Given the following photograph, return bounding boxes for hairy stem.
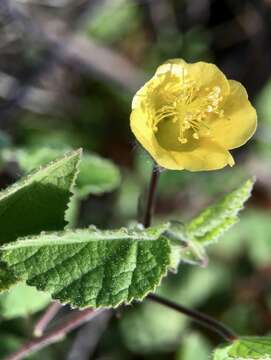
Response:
[148,294,238,342]
[143,164,160,228]
[4,309,105,360]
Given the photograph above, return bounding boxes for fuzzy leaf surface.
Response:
[213,337,271,359]
[0,149,81,292]
[164,180,254,267]
[3,147,121,198]
[0,149,81,245]
[1,224,171,308]
[186,179,254,246]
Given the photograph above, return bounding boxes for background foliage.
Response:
[0,0,270,359]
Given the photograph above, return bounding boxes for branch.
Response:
[148,293,238,342]
[4,308,105,360]
[33,302,62,337]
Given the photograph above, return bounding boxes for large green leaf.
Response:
[1,224,173,308]
[213,337,271,359]
[0,149,81,245]
[0,262,18,293]
[0,149,81,292]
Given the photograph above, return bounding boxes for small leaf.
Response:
[0,149,81,292]
[0,283,50,319]
[1,224,172,308]
[165,222,208,267]
[186,179,254,246]
[213,337,271,359]
[76,153,121,198]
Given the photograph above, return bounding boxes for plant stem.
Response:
[148,293,238,342]
[143,166,238,343]
[34,302,62,337]
[4,309,105,360]
[143,164,160,228]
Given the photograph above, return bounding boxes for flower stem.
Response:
[143,166,238,343]
[148,294,238,342]
[143,164,160,228]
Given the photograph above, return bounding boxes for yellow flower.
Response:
[130,59,257,171]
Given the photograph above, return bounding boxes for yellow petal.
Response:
[211,80,257,150]
[130,106,234,171]
[155,137,234,171]
[155,59,230,97]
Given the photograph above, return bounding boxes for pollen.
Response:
[152,79,224,144]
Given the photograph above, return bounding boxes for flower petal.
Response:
[130,107,234,171]
[155,59,230,97]
[155,137,234,171]
[211,80,257,150]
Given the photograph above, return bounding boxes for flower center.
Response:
[151,78,224,144]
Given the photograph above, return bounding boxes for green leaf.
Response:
[0,283,50,319]
[2,147,65,173]
[76,153,121,198]
[0,149,81,245]
[0,149,81,292]
[1,224,172,308]
[165,222,208,267]
[3,148,121,198]
[186,179,254,246]
[213,337,271,359]
[0,262,18,292]
[164,180,254,267]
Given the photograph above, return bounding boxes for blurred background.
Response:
[0,0,271,359]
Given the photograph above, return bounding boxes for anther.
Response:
[193,133,199,139]
[178,137,188,144]
[207,105,213,112]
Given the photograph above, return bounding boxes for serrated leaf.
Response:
[213,337,271,360]
[3,147,121,198]
[0,149,81,292]
[1,224,172,308]
[186,179,254,246]
[0,282,50,319]
[0,149,81,245]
